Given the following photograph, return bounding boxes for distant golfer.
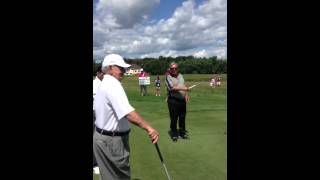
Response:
[93,54,159,180]
[165,62,190,142]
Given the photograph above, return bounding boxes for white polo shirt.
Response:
[93,77,102,96]
[93,76,102,110]
[94,74,135,132]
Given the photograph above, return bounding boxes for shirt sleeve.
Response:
[93,79,98,95]
[165,75,173,90]
[179,74,185,85]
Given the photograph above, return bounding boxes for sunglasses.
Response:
[170,67,178,70]
[113,65,126,72]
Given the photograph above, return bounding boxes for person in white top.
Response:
[210,75,216,88]
[92,65,104,175]
[93,65,104,100]
[93,54,159,180]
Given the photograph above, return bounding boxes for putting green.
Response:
[93,74,227,180]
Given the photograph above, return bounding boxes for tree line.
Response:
[93,56,227,76]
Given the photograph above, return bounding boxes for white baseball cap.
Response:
[102,54,131,68]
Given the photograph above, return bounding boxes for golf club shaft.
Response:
[189,85,196,89]
[189,83,200,89]
[155,143,172,180]
[161,162,172,180]
[155,143,164,162]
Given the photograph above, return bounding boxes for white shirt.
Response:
[93,77,102,110]
[93,77,102,97]
[94,74,135,132]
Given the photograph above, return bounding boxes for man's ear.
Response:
[108,65,112,71]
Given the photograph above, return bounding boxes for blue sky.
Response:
[149,0,206,21]
[93,0,226,60]
[93,0,196,19]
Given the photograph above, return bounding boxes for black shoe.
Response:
[179,134,189,139]
[169,130,178,137]
[178,130,189,139]
[172,136,178,142]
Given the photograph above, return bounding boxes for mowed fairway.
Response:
[93,74,227,180]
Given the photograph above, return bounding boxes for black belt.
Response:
[168,96,185,102]
[95,127,130,136]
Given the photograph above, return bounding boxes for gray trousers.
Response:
[93,131,131,180]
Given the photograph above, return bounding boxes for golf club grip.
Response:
[155,143,164,162]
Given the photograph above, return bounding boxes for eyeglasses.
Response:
[170,67,178,70]
[113,65,126,72]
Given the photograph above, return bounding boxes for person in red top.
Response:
[139,69,148,96]
[216,75,221,87]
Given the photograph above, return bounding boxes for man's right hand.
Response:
[147,127,159,144]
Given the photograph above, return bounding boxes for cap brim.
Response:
[103,62,131,68]
[115,63,131,68]
[120,63,131,68]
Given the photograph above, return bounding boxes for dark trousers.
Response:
[167,97,186,137]
[140,85,147,96]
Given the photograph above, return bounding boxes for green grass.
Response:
[93,74,227,180]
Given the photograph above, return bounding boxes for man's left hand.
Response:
[185,94,190,103]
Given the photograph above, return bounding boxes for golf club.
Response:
[155,143,172,180]
[188,83,200,89]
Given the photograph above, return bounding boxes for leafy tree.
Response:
[93,56,227,75]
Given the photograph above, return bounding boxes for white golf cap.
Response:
[102,54,131,68]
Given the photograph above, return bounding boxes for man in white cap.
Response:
[93,54,159,180]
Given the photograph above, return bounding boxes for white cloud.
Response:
[95,0,159,28]
[93,0,227,59]
[193,50,208,58]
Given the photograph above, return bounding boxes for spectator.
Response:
[138,69,148,96]
[92,64,104,174]
[165,62,190,142]
[155,76,161,96]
